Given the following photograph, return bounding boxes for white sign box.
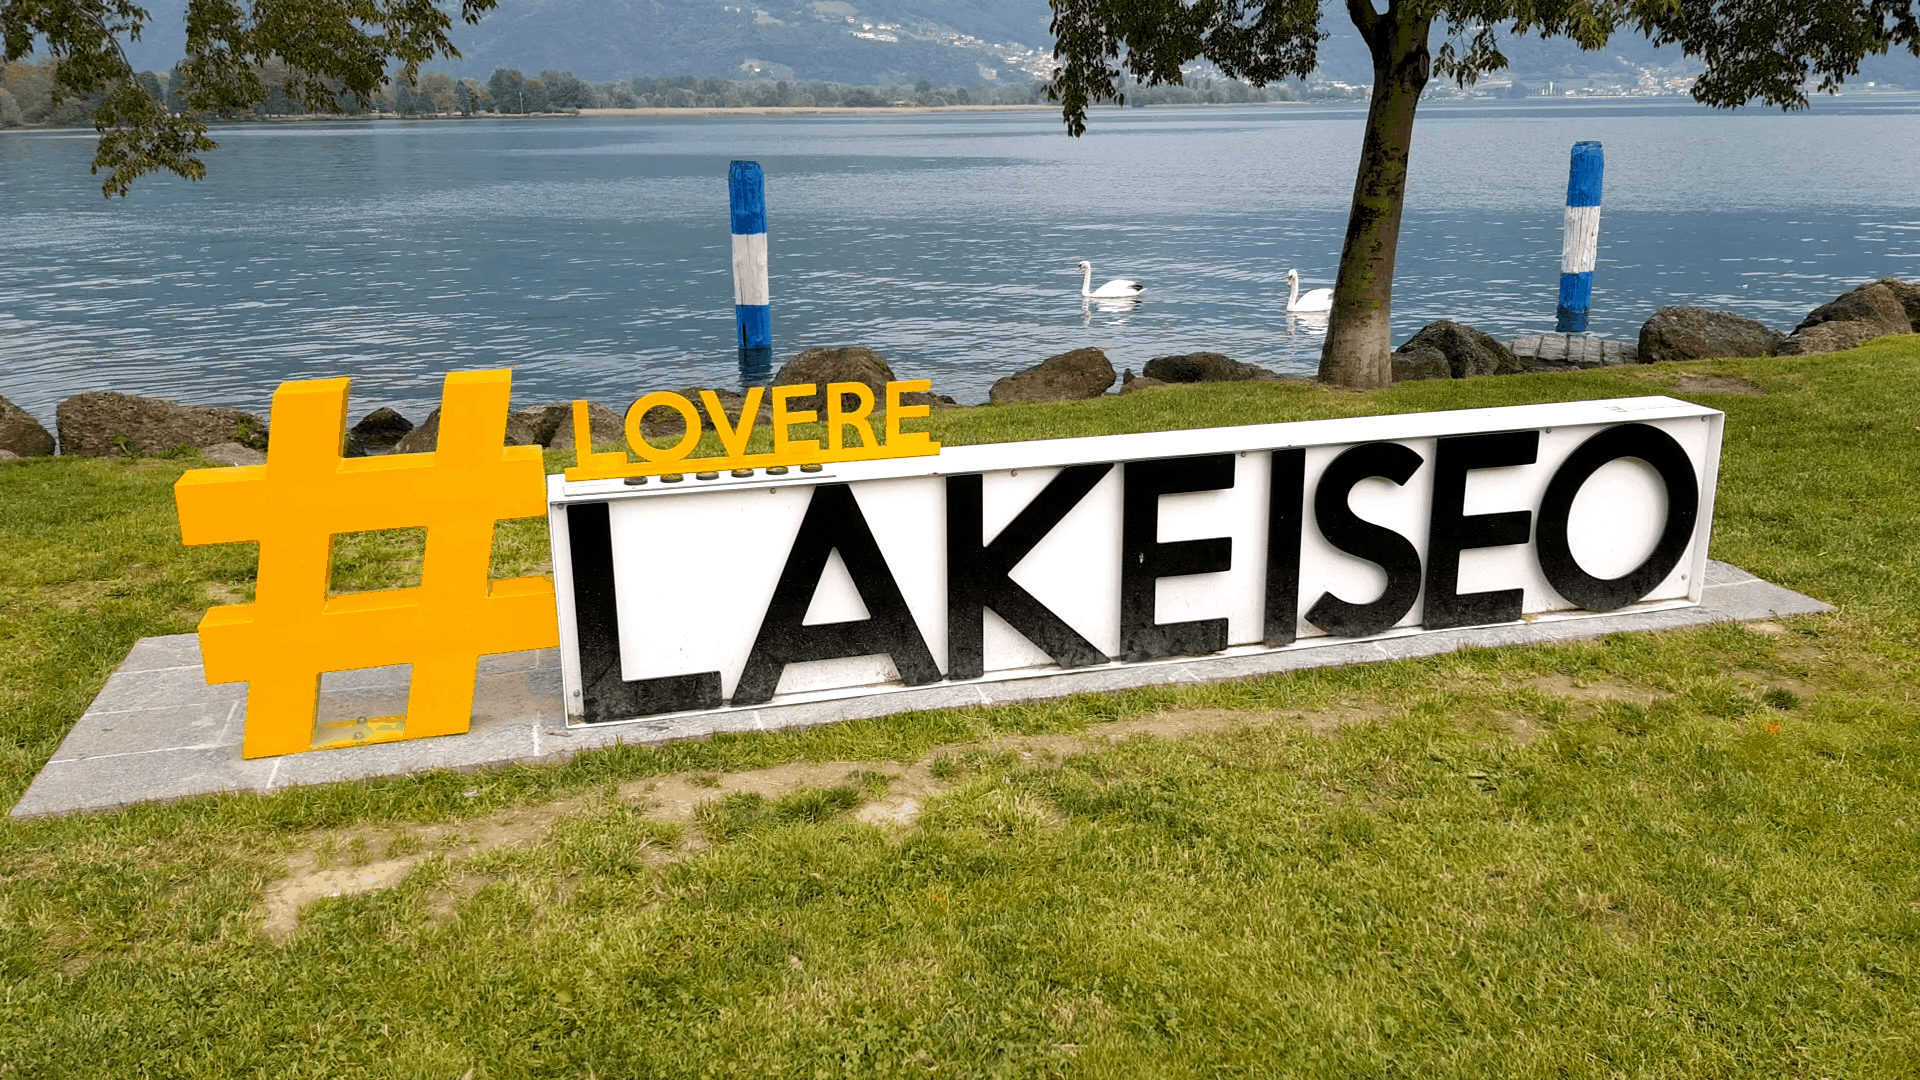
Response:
[547,397,1723,727]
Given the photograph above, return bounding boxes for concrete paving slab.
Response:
[24,744,281,813]
[115,635,207,674]
[11,562,1834,819]
[52,700,242,760]
[87,664,247,716]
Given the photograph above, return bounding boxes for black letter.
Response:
[733,484,941,706]
[1265,448,1305,646]
[1306,442,1424,638]
[947,465,1112,680]
[1536,423,1699,611]
[566,502,722,722]
[1424,431,1539,630]
[1121,455,1235,661]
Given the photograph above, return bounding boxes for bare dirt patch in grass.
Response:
[620,760,911,824]
[263,796,596,939]
[1495,711,1549,746]
[1742,621,1831,667]
[1522,673,1664,706]
[256,683,1652,936]
[1726,668,1820,703]
[205,581,247,605]
[1084,702,1393,741]
[1674,374,1766,395]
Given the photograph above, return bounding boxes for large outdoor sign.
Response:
[548,396,1723,727]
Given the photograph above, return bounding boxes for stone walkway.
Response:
[12,561,1831,819]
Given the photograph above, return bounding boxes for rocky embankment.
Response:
[3,280,1914,463]
[1386,277,1920,384]
[0,345,958,462]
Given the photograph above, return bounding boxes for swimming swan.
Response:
[1077,260,1144,299]
[1286,269,1333,312]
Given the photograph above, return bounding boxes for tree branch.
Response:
[4,0,497,195]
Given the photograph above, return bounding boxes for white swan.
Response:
[1077,260,1144,299]
[1286,268,1332,312]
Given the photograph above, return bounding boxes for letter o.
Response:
[624,392,702,463]
[1535,423,1699,612]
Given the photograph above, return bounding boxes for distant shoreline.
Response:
[0,103,1095,134]
[577,104,1057,117]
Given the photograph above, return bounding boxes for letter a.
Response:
[733,484,941,706]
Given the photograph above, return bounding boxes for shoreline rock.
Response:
[12,277,1918,462]
[1392,321,1521,381]
[0,394,55,458]
[344,407,414,457]
[1777,279,1918,355]
[201,441,268,467]
[989,347,1114,404]
[54,392,269,458]
[768,345,956,417]
[390,407,538,454]
[1638,307,1781,363]
[1141,352,1276,383]
[547,401,625,450]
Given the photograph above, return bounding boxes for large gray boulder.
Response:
[634,387,746,442]
[510,403,573,447]
[1867,277,1920,330]
[1774,320,1892,357]
[772,346,896,417]
[1390,321,1518,382]
[55,392,269,458]
[389,407,537,454]
[0,395,54,458]
[989,347,1115,404]
[546,401,626,451]
[1777,279,1918,355]
[1119,374,1170,394]
[343,407,414,457]
[1141,352,1274,383]
[200,441,268,467]
[1794,280,1915,336]
[1637,308,1782,364]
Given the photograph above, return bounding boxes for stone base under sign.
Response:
[12,561,1832,819]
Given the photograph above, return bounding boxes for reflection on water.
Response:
[1285,310,1329,337]
[2,98,1919,426]
[1081,295,1142,325]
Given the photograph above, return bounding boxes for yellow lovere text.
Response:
[564,380,941,481]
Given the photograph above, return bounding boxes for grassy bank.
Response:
[1,344,1917,1076]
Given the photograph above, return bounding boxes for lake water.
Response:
[4,97,1920,428]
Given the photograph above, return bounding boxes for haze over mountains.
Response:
[116,1,1920,92]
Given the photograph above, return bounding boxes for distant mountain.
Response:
[115,1,1920,91]
[120,0,1061,86]
[440,0,1059,85]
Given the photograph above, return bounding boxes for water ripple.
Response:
[3,101,1919,427]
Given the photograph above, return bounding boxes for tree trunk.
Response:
[1317,1,1431,389]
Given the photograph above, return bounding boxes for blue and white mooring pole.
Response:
[729,160,773,383]
[1556,141,1604,333]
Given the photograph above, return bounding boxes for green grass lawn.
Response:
[3,345,1918,1077]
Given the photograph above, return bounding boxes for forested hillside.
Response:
[115,0,1060,87]
[85,0,1920,93]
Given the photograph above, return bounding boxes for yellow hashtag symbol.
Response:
[173,370,558,759]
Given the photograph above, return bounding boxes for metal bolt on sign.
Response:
[173,370,559,758]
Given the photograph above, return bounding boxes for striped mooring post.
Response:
[1556,140,1604,333]
[729,160,773,383]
